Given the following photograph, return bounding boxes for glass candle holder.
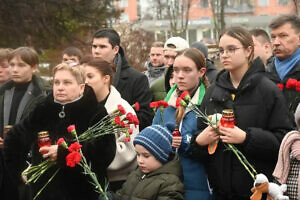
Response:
[220,109,235,128]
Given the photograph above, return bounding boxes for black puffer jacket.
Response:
[190,58,294,199]
[114,47,153,130]
[3,86,116,200]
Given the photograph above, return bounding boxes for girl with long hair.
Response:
[153,48,214,200]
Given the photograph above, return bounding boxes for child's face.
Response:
[135,144,162,174]
[9,55,37,83]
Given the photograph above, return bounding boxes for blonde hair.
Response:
[52,63,86,84]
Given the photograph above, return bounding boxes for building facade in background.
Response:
[115,0,299,44]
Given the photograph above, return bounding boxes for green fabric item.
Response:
[164,82,205,105]
[198,82,205,105]
[150,77,166,101]
[164,84,177,102]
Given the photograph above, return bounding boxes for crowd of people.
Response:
[0,13,299,200]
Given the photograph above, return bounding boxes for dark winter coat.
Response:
[114,154,184,200]
[0,74,50,136]
[0,75,50,200]
[3,86,116,200]
[206,59,218,84]
[190,58,294,199]
[266,57,300,117]
[114,47,153,130]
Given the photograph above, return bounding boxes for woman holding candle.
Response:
[3,63,116,200]
[191,26,293,200]
[153,48,214,200]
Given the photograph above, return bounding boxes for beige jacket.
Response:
[105,86,138,182]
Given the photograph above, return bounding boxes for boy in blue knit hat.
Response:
[100,125,184,200]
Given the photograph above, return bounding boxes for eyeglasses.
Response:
[218,47,243,56]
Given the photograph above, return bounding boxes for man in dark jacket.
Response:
[0,47,50,200]
[266,14,300,115]
[92,28,153,130]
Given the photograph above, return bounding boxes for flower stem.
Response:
[33,168,60,200]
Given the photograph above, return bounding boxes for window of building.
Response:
[278,0,290,6]
[258,0,268,6]
[119,0,128,8]
[199,0,209,8]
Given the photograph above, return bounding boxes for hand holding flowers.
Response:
[177,90,257,180]
[39,145,58,162]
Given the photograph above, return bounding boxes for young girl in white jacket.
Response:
[84,59,139,191]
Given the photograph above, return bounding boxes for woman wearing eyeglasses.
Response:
[191,26,293,200]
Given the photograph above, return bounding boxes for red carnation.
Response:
[126,112,134,123]
[277,83,284,91]
[120,121,126,127]
[117,105,126,115]
[114,116,121,125]
[132,115,139,126]
[66,151,82,167]
[180,91,191,101]
[68,142,82,152]
[150,102,158,108]
[158,100,168,108]
[176,97,183,108]
[128,128,133,135]
[57,138,65,146]
[133,102,140,111]
[67,125,76,134]
[286,79,298,89]
[124,137,131,142]
[296,81,300,93]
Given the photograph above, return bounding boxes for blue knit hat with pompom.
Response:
[133,125,172,164]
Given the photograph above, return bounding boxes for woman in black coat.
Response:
[190,27,294,200]
[3,63,116,200]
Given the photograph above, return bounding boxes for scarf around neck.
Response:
[275,48,300,80]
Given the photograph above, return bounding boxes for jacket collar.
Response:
[166,84,204,114]
[137,153,183,180]
[104,86,121,114]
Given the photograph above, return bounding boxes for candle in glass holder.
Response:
[3,125,13,138]
[172,125,181,137]
[38,131,51,150]
[220,109,235,128]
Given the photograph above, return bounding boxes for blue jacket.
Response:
[153,84,214,200]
